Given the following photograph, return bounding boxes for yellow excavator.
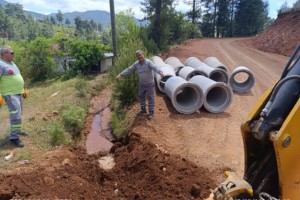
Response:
[207,44,300,200]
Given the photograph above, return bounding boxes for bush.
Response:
[60,69,77,81]
[110,99,132,138]
[75,76,89,97]
[67,40,109,74]
[48,122,69,146]
[61,104,87,138]
[18,37,57,82]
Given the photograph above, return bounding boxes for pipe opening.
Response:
[187,71,206,80]
[229,66,255,93]
[204,85,232,113]
[175,87,200,108]
[209,70,228,83]
[233,72,251,86]
[206,87,228,107]
[159,75,173,88]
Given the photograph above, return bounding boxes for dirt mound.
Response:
[0,133,218,199]
[251,10,300,57]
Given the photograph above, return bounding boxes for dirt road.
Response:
[134,37,290,177]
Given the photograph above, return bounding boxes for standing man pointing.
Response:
[116,50,164,120]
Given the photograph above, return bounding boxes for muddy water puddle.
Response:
[86,107,114,155]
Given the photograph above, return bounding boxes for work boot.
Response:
[147,113,154,120]
[17,131,29,137]
[10,139,25,148]
[137,110,147,116]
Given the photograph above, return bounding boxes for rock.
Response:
[43,177,55,186]
[191,184,201,197]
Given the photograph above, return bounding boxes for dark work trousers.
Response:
[138,82,155,115]
[3,94,22,140]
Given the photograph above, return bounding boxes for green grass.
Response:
[0,74,110,169]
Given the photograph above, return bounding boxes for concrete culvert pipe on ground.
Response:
[165,57,185,74]
[184,57,228,83]
[178,66,207,80]
[152,55,176,93]
[204,56,228,72]
[155,66,176,93]
[189,75,233,113]
[229,66,255,93]
[164,76,204,114]
[152,56,166,67]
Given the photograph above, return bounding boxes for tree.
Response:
[50,16,57,25]
[65,18,71,26]
[201,0,217,37]
[228,0,237,37]
[26,15,39,40]
[74,16,84,37]
[141,0,175,50]
[5,3,25,20]
[97,23,103,32]
[183,0,202,24]
[116,9,141,49]
[234,0,268,36]
[56,10,64,26]
[216,0,230,37]
[294,0,300,9]
[0,6,9,38]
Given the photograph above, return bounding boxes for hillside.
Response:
[251,9,300,57]
[0,0,144,28]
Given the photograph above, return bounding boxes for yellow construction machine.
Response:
[207,44,300,200]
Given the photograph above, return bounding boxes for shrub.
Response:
[61,104,87,138]
[67,40,109,74]
[75,76,89,97]
[19,37,57,82]
[48,122,69,146]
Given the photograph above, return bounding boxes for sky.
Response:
[4,0,299,19]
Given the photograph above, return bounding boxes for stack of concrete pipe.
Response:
[151,55,255,114]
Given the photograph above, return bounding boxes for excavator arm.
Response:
[207,44,300,200]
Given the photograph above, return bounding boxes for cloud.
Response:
[5,0,299,19]
[6,0,144,16]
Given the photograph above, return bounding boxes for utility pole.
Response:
[109,0,117,57]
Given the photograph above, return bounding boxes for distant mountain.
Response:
[0,0,144,28]
[0,0,8,8]
[49,10,111,28]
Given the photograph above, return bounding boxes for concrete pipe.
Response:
[165,56,185,75]
[152,56,166,67]
[155,65,176,93]
[164,76,204,114]
[184,57,228,83]
[189,75,233,113]
[178,66,207,80]
[204,56,228,72]
[229,66,255,93]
